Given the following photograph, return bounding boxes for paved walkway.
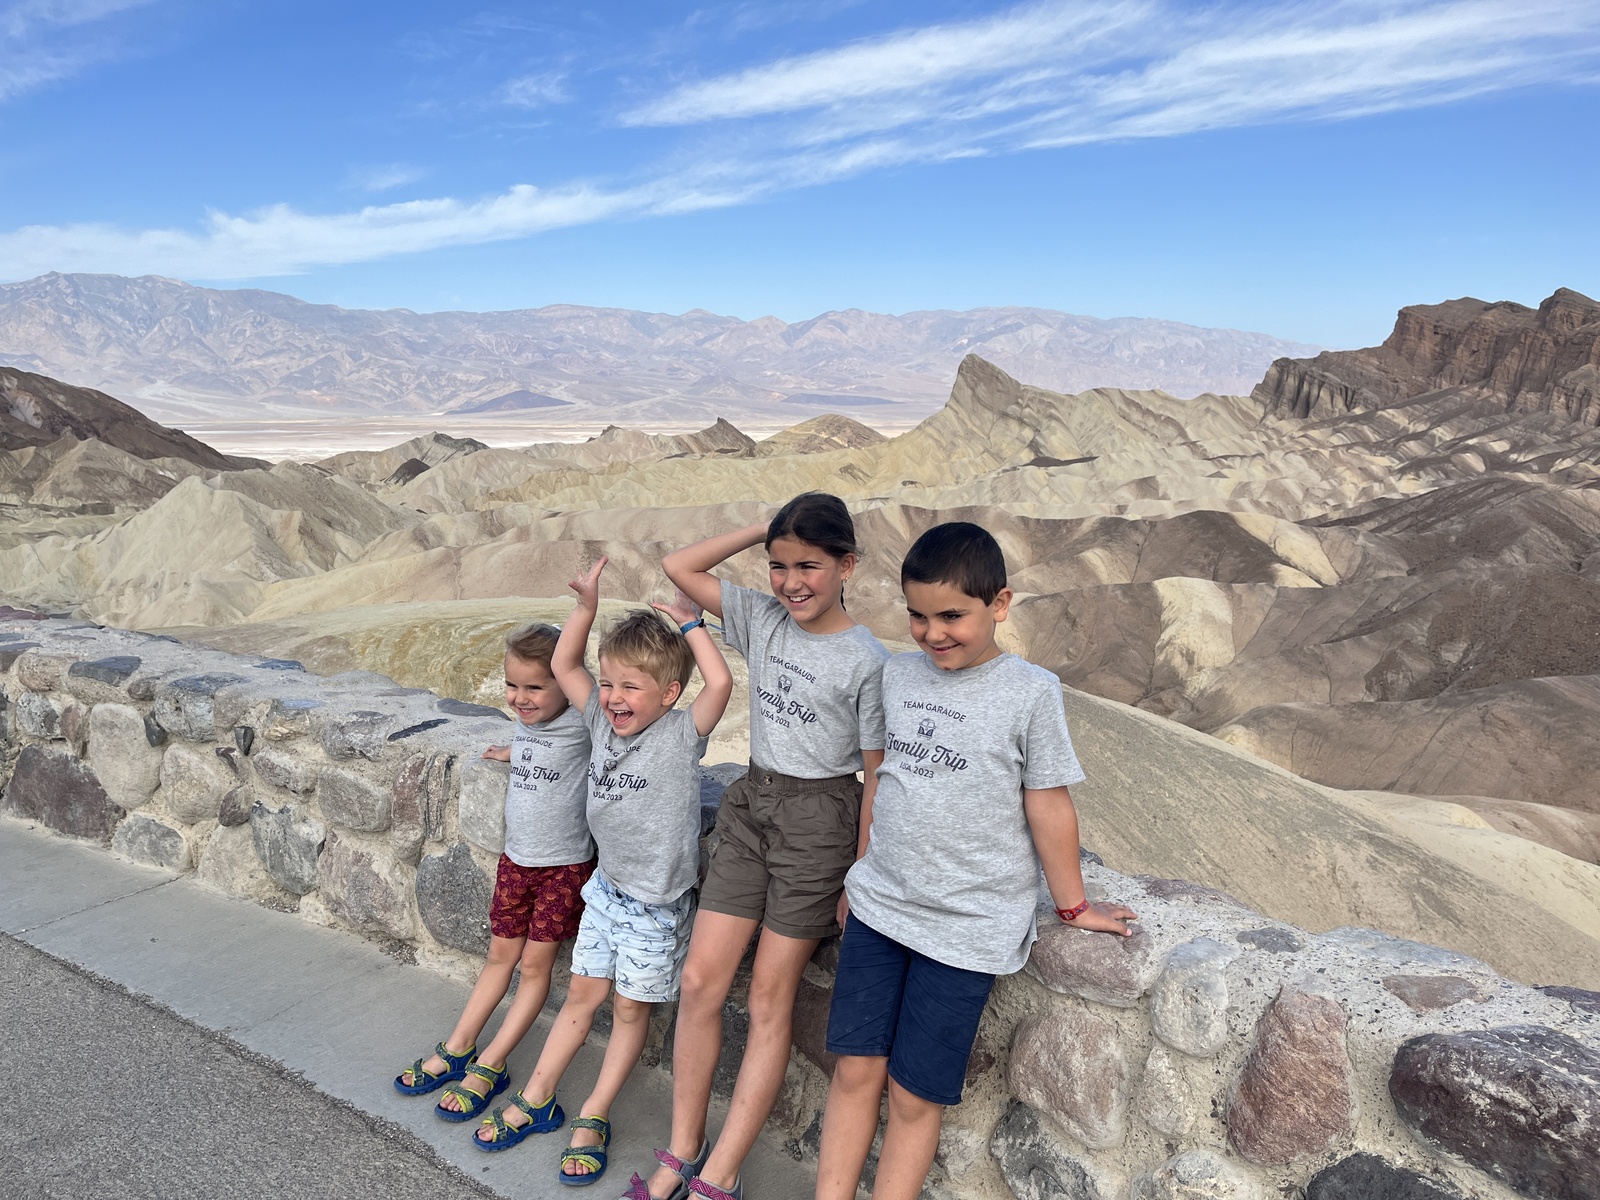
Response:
[0,818,814,1200]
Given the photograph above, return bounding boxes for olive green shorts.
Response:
[699,763,863,940]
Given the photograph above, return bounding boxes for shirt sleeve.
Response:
[678,708,711,758]
[1020,676,1086,790]
[718,579,756,656]
[856,653,888,752]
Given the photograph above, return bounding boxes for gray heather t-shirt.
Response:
[503,705,594,869]
[582,690,709,905]
[844,651,1086,976]
[720,580,890,778]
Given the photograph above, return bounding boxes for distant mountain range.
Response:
[0,273,1322,430]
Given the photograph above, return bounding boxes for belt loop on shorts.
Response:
[747,761,859,795]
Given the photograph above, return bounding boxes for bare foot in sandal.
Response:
[439,1062,501,1113]
[563,1120,608,1177]
[477,1102,529,1144]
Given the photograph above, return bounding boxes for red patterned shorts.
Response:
[489,855,596,942]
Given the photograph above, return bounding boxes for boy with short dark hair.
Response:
[815,522,1138,1200]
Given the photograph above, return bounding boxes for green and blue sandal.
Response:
[435,1061,509,1122]
[475,1091,565,1152]
[394,1041,475,1096]
[559,1115,613,1187]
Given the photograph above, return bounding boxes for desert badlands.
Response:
[3,285,1599,1199]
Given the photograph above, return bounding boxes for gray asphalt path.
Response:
[0,819,812,1200]
[0,933,495,1200]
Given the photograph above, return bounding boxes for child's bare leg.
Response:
[870,1080,944,1200]
[479,973,612,1143]
[402,933,523,1087]
[815,1054,888,1200]
[438,938,559,1111]
[562,993,655,1176]
[643,912,757,1197]
[697,928,817,1189]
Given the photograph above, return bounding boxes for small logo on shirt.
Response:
[917,717,936,738]
[778,674,793,694]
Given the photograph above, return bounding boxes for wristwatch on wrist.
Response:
[679,618,706,635]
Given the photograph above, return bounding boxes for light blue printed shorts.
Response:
[569,871,696,1002]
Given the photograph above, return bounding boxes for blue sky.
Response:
[1,0,1597,346]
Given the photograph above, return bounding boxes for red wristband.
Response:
[1056,898,1091,923]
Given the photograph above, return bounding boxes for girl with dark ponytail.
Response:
[630,493,890,1200]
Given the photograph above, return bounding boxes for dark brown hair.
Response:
[765,491,859,560]
[901,522,1008,604]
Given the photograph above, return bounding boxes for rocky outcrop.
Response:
[1254,288,1600,427]
[0,365,251,467]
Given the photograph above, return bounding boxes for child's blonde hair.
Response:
[598,609,694,690]
[505,622,561,668]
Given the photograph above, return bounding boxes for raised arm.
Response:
[1025,785,1138,937]
[652,589,733,737]
[553,556,605,713]
[661,522,768,618]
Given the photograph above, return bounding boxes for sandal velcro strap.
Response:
[623,1174,652,1200]
[481,1108,521,1144]
[464,1062,506,1086]
[439,1040,474,1066]
[570,1115,611,1139]
[655,1149,688,1174]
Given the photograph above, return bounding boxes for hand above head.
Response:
[569,555,608,611]
[650,587,703,628]
[482,745,510,761]
[1064,900,1139,938]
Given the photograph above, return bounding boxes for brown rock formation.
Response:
[1255,288,1600,426]
[1,366,255,469]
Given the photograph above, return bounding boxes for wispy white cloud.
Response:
[500,69,568,108]
[631,0,1600,142]
[0,0,153,101]
[0,182,720,279]
[627,1,1149,125]
[345,163,427,193]
[2,0,1597,281]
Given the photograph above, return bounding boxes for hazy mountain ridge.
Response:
[0,273,1322,429]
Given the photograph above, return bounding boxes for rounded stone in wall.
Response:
[1389,1025,1600,1200]
[158,742,235,824]
[1305,1153,1466,1200]
[1150,938,1237,1057]
[1226,986,1354,1166]
[988,1100,1102,1200]
[112,813,191,871]
[249,800,326,895]
[1130,1150,1259,1200]
[88,702,165,810]
[316,831,415,941]
[1009,1006,1132,1151]
[1136,1044,1193,1138]
[415,842,492,955]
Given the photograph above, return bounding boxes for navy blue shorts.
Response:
[824,913,996,1105]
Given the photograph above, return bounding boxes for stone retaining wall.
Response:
[2,611,1595,1200]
